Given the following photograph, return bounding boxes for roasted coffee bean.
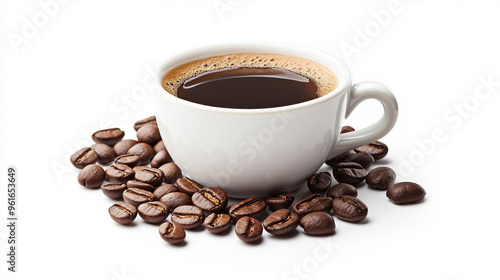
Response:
[153,184,178,200]
[263,209,300,236]
[91,143,116,164]
[160,192,192,211]
[77,164,105,189]
[70,147,98,169]
[292,194,332,216]
[266,192,294,211]
[345,152,375,169]
[137,124,161,146]
[151,150,172,168]
[109,202,137,225]
[159,222,185,245]
[122,188,154,208]
[133,165,148,173]
[366,167,396,190]
[235,216,262,243]
[105,164,135,184]
[101,183,127,199]
[114,154,141,167]
[113,139,138,156]
[341,126,355,133]
[332,162,367,185]
[387,182,426,204]
[325,150,354,167]
[171,205,205,229]
[153,140,166,154]
[229,197,267,221]
[138,201,169,224]
[160,163,182,183]
[332,195,368,222]
[127,143,154,165]
[126,180,155,192]
[135,167,164,187]
[354,140,388,160]
[192,187,228,213]
[300,212,336,236]
[307,172,332,194]
[176,177,203,196]
[326,183,358,198]
[204,213,231,234]
[91,128,124,146]
[134,116,157,131]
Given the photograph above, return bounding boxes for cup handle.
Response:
[327,81,399,159]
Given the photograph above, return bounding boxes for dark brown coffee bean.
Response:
[91,143,116,164]
[387,182,426,204]
[70,147,98,169]
[114,154,141,167]
[229,197,267,221]
[307,172,332,194]
[366,167,396,190]
[192,187,228,213]
[332,195,368,222]
[138,201,169,224]
[153,184,178,200]
[159,163,182,183]
[345,152,375,169]
[101,183,127,199]
[325,150,354,167]
[122,188,154,208]
[134,116,157,131]
[127,143,154,165]
[159,221,185,245]
[292,194,332,216]
[92,128,124,146]
[126,180,155,192]
[160,192,192,211]
[263,209,300,236]
[326,183,358,198]
[113,139,138,156]
[266,192,294,211]
[235,216,262,243]
[176,177,203,196]
[341,126,355,133]
[332,162,367,185]
[354,140,388,160]
[151,150,172,168]
[137,124,161,146]
[105,164,135,184]
[133,165,148,173]
[109,202,137,225]
[204,213,231,234]
[153,140,166,154]
[77,164,105,189]
[171,205,204,229]
[300,212,336,236]
[135,167,164,187]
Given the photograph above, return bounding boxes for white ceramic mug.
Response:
[155,43,398,197]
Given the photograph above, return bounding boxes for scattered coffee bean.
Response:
[345,152,375,169]
[123,188,154,208]
[153,184,178,200]
[134,116,157,131]
[326,183,358,198]
[300,212,336,236]
[151,150,172,168]
[114,154,141,167]
[92,128,124,146]
[354,140,388,160]
[204,213,231,234]
[126,180,155,192]
[171,205,205,229]
[263,209,300,236]
[138,201,169,224]
[292,194,332,216]
[105,164,135,184]
[266,192,294,211]
[307,172,332,194]
[192,187,228,213]
[332,162,367,185]
[235,216,262,243]
[159,221,185,245]
[176,177,203,196]
[386,182,426,204]
[113,139,138,156]
[137,124,161,146]
[325,150,354,167]
[127,143,154,165]
[91,143,116,164]
[332,195,368,222]
[135,167,164,187]
[153,140,166,154]
[366,167,396,190]
[159,163,182,184]
[160,192,192,211]
[101,183,127,199]
[77,164,105,189]
[133,165,148,173]
[109,202,137,225]
[70,147,98,169]
[229,197,267,221]
[341,126,355,133]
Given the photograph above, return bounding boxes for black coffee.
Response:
[177,67,318,109]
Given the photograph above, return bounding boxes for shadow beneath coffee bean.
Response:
[121,222,138,228]
[267,230,299,240]
[165,240,188,247]
[243,238,264,246]
[374,159,391,165]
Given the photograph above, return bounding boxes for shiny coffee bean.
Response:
[153,140,166,154]
[113,139,138,156]
[204,213,231,234]
[387,182,426,204]
[171,205,205,229]
[160,192,192,211]
[122,188,154,208]
[135,167,164,187]
[138,201,169,224]
[133,165,148,173]
[354,140,388,160]
[263,209,300,236]
[77,164,105,189]
[326,183,358,198]
[300,212,336,236]
[307,172,332,194]
[176,177,203,196]
[345,152,375,169]
[159,221,185,245]
[332,162,367,185]
[137,124,161,146]
[192,187,228,213]
[101,183,127,199]
[126,180,155,192]
[105,164,135,184]
[292,194,332,216]
[229,197,267,221]
[153,184,178,200]
[159,163,182,184]
[134,116,157,131]
[266,192,294,211]
[332,195,368,222]
[114,154,141,167]
[151,150,172,168]
[127,143,154,165]
[91,143,116,164]
[70,147,98,169]
[91,128,124,146]
[325,150,354,167]
[366,167,396,190]
[109,202,137,225]
[341,125,355,133]
[235,216,262,243]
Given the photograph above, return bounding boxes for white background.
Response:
[1,1,500,279]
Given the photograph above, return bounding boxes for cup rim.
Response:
[157,42,352,114]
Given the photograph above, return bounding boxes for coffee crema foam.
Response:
[162,53,338,97]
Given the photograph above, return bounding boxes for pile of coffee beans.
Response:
[71,119,426,245]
